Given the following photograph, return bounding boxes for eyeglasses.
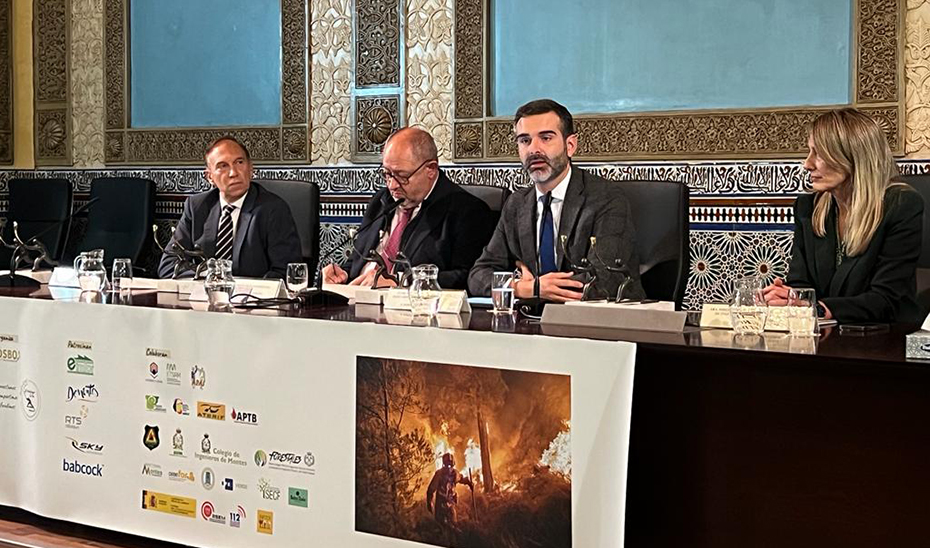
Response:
[379,159,434,185]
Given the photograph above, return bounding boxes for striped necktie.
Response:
[215,204,236,261]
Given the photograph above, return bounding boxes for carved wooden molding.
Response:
[34,0,71,165]
[355,0,402,88]
[0,0,11,164]
[104,0,309,165]
[353,94,402,160]
[454,0,905,161]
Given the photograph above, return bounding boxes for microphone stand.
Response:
[589,236,633,302]
[516,194,552,318]
[0,197,99,288]
[299,197,403,307]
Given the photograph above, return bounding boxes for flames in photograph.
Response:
[355,357,572,548]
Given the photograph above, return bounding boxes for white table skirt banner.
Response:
[0,296,636,548]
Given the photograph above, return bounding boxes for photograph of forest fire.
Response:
[355,357,572,548]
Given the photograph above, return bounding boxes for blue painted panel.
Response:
[491,0,851,116]
[130,0,282,128]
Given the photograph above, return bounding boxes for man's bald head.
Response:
[384,127,438,164]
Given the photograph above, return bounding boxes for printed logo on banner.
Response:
[171,428,186,457]
[147,362,160,382]
[173,398,190,416]
[66,384,99,403]
[168,470,195,482]
[224,478,248,491]
[288,487,308,508]
[229,505,246,528]
[141,490,196,518]
[62,458,103,477]
[0,383,17,413]
[196,402,226,421]
[20,379,39,421]
[257,478,281,501]
[191,365,206,389]
[0,336,19,363]
[67,437,103,455]
[142,463,163,478]
[200,501,226,524]
[66,355,94,375]
[165,362,182,386]
[145,395,166,412]
[64,414,83,429]
[230,408,258,426]
[201,467,215,490]
[256,509,273,535]
[195,434,248,467]
[254,450,267,467]
[257,450,316,475]
[144,425,160,450]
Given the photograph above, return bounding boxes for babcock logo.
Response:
[62,458,104,477]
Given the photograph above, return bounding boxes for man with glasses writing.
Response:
[322,127,495,289]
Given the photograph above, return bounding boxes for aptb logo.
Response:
[62,458,103,477]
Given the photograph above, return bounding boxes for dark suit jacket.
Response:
[786,185,924,323]
[348,171,496,290]
[468,166,645,300]
[158,183,302,279]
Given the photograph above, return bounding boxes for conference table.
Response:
[0,285,928,548]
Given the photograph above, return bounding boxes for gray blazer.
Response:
[468,166,644,300]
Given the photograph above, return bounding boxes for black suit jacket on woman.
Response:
[786,185,924,323]
[348,171,496,290]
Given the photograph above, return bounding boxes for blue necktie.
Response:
[539,192,556,275]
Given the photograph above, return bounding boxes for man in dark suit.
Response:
[322,127,495,290]
[468,99,644,301]
[157,137,301,279]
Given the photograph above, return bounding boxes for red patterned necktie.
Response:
[380,207,413,273]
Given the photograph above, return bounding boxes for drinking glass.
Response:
[286,262,309,296]
[491,270,520,314]
[729,276,768,335]
[112,258,132,292]
[787,287,819,337]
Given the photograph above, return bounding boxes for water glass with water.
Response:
[787,287,819,337]
[491,270,520,314]
[286,262,309,296]
[112,258,132,292]
[729,276,768,335]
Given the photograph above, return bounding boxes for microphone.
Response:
[300,196,403,307]
[0,197,100,288]
[516,193,552,318]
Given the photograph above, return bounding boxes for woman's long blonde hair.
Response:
[809,108,899,257]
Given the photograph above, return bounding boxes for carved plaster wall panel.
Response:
[71,0,105,167]
[355,0,401,87]
[455,0,905,161]
[354,95,401,157]
[104,0,309,164]
[406,0,453,161]
[311,0,352,165]
[0,0,11,164]
[905,0,930,157]
[34,0,71,165]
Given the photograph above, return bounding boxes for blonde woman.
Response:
[763,108,924,323]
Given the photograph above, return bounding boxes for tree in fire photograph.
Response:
[355,356,572,548]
